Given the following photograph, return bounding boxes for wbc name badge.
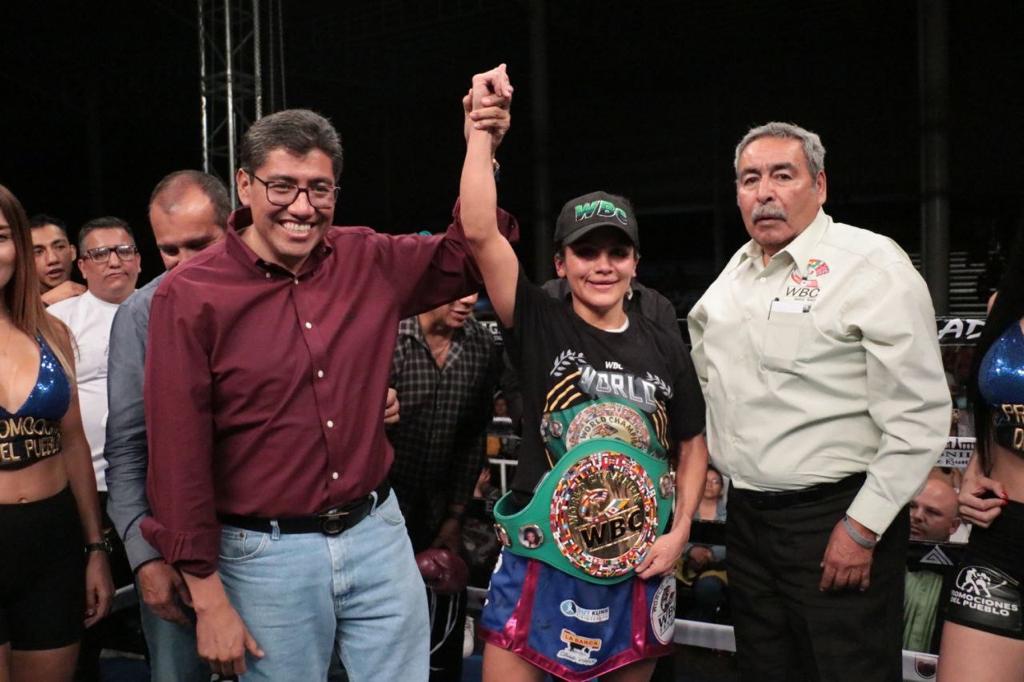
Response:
[550,449,659,580]
[565,403,650,451]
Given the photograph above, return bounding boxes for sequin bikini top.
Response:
[0,336,71,470]
[979,321,1024,456]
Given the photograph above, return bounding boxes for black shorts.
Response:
[945,500,1024,639]
[0,486,85,650]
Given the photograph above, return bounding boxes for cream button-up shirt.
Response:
[688,210,950,534]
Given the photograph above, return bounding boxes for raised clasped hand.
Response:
[463,64,513,152]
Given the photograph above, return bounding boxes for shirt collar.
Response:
[737,208,829,272]
[778,209,829,271]
[224,207,333,278]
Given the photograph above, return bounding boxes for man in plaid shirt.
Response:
[388,291,501,681]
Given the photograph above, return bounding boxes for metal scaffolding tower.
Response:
[198,0,286,202]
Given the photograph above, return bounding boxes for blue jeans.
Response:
[138,593,210,682]
[218,491,429,681]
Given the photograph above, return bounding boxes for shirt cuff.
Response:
[124,531,163,573]
[140,517,222,578]
[846,486,900,537]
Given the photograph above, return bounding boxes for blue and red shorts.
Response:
[478,550,675,681]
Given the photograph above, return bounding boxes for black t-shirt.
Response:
[504,275,705,496]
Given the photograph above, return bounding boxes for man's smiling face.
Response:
[236,147,336,273]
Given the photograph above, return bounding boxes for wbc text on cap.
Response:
[575,199,629,226]
[554,190,640,250]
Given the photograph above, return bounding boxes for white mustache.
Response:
[752,205,787,221]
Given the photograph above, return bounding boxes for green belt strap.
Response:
[493,438,673,585]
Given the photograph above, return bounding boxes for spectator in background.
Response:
[30,214,85,306]
[678,467,729,623]
[49,217,141,499]
[909,478,961,544]
[903,477,964,654]
[388,292,500,681]
[493,394,509,418]
[104,170,230,682]
[47,216,141,681]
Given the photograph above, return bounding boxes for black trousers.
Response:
[426,587,466,682]
[726,478,909,682]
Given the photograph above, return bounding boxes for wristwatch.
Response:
[84,539,113,555]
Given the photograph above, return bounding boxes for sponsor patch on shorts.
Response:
[650,575,676,644]
[556,628,602,666]
[559,599,610,623]
[948,564,1021,633]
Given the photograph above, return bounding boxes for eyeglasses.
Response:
[249,173,339,208]
[84,244,138,264]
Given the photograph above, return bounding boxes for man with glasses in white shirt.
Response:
[50,217,141,493]
[48,216,141,678]
[688,122,950,682]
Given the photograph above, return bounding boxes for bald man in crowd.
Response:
[910,478,961,543]
[105,170,231,681]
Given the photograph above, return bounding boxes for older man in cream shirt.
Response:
[688,122,950,682]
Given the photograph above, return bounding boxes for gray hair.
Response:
[734,122,826,179]
[239,109,344,180]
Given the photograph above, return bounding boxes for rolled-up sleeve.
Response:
[104,288,161,571]
[843,260,951,535]
[140,278,221,577]
[391,201,519,319]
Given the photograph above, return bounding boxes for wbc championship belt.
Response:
[493,438,675,585]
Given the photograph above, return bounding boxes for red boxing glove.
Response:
[415,548,469,595]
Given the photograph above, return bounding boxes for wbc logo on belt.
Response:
[549,449,659,579]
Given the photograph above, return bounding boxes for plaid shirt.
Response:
[388,314,499,545]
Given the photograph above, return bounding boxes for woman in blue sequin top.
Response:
[938,248,1024,679]
[0,185,112,681]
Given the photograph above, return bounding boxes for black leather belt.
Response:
[219,481,391,535]
[731,472,865,511]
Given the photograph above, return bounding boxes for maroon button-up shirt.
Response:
[140,204,517,576]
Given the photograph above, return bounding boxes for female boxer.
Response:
[460,66,708,682]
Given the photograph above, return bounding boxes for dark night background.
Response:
[3,0,1022,314]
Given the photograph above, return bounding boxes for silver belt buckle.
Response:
[317,507,350,535]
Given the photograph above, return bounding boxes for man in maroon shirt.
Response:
[142,67,514,681]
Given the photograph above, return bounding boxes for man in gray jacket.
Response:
[104,170,230,681]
